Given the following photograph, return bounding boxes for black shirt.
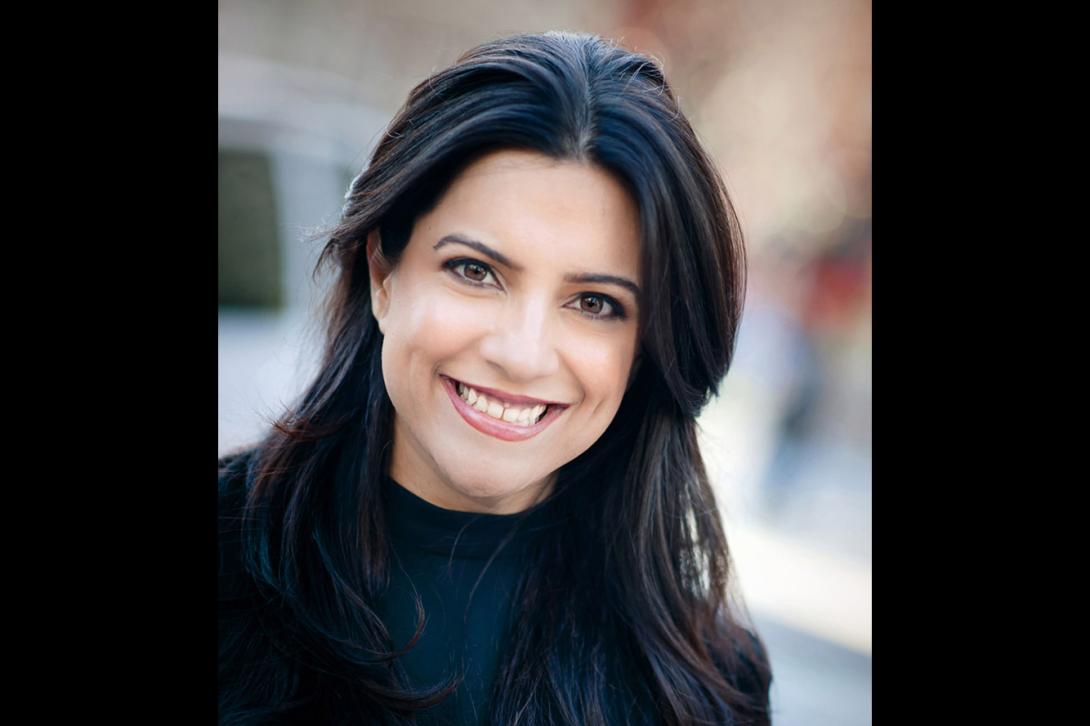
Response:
[219,451,770,724]
[377,475,560,725]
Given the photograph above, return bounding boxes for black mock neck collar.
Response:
[382,474,562,559]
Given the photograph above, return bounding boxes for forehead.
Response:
[412,149,641,274]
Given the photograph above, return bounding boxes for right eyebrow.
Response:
[433,234,524,272]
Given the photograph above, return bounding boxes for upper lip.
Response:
[445,375,569,407]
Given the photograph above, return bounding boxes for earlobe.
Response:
[366,230,392,333]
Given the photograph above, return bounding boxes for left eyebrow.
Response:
[433,234,641,302]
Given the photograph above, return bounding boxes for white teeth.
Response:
[455,380,549,426]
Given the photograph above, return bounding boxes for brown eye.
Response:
[580,295,605,315]
[444,257,498,287]
[463,262,489,282]
[571,293,626,321]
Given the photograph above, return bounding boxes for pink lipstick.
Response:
[440,375,568,442]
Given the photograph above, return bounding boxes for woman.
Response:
[219,31,773,725]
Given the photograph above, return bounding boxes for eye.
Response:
[444,257,627,322]
[572,293,627,321]
[444,257,499,287]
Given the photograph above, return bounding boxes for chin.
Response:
[446,464,544,506]
[454,475,526,501]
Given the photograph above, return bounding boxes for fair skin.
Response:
[368,149,642,514]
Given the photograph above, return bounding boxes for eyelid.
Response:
[444,256,502,288]
[577,294,626,321]
[444,256,627,321]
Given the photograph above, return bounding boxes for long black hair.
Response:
[219,31,771,725]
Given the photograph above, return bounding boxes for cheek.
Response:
[569,333,637,408]
[386,283,491,362]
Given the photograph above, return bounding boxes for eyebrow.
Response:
[433,234,641,302]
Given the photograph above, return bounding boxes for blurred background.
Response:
[218,1,871,724]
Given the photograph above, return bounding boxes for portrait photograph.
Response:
[218,2,871,724]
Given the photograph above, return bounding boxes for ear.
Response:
[366,229,394,334]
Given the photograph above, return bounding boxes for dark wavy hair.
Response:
[219,30,772,725]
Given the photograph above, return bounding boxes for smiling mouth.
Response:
[440,375,569,442]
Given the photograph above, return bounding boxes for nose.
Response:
[479,294,561,383]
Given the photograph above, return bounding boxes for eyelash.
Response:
[443,257,628,322]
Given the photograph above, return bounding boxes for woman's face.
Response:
[369,149,642,514]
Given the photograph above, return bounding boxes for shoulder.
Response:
[218,447,260,597]
[218,447,262,534]
[734,627,772,702]
[219,447,258,500]
[711,621,773,723]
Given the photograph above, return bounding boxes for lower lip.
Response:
[440,375,568,442]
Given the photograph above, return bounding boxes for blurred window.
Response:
[218,149,282,308]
